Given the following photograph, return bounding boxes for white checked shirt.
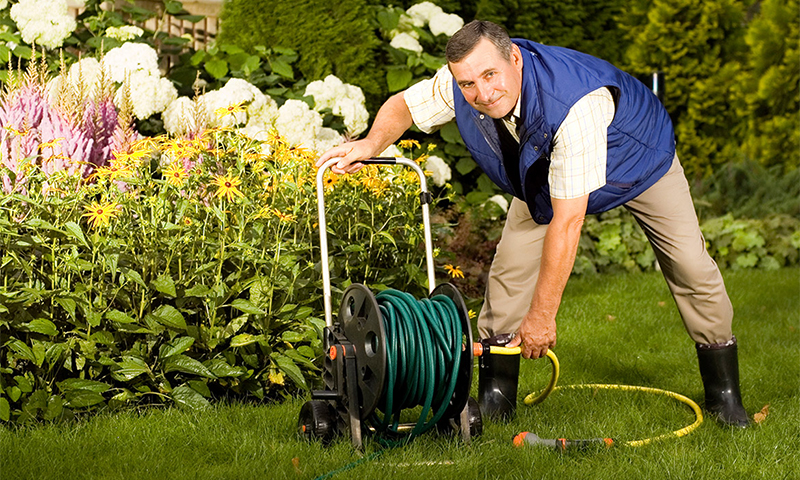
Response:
[404,66,615,199]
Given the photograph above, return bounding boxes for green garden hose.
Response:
[370,289,463,438]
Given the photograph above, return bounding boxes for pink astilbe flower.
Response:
[0,81,46,192]
[81,96,118,171]
[38,105,93,178]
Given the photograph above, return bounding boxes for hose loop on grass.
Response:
[522,349,704,447]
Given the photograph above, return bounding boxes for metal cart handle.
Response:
[315,157,436,328]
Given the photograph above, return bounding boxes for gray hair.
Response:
[445,20,513,63]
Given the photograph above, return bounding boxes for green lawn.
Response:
[2,269,798,480]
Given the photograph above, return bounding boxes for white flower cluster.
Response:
[406,2,464,37]
[304,75,369,136]
[162,78,342,152]
[425,155,451,187]
[487,194,509,213]
[10,0,76,49]
[46,57,104,102]
[0,0,9,9]
[102,43,176,120]
[387,2,464,54]
[105,26,144,42]
[101,42,160,83]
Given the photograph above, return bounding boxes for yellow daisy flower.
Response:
[163,163,189,187]
[215,101,247,119]
[213,173,245,202]
[322,171,338,191]
[398,139,420,150]
[273,209,297,223]
[444,264,465,279]
[83,201,120,229]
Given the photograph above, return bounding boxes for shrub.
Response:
[217,0,384,113]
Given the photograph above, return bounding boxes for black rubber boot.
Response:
[696,336,749,428]
[478,333,520,422]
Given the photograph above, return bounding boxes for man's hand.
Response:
[316,138,380,175]
[507,310,556,359]
[506,194,588,360]
[316,91,413,174]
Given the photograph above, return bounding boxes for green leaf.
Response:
[57,379,110,394]
[205,359,245,378]
[164,0,183,14]
[0,397,9,421]
[65,390,105,408]
[184,284,212,297]
[106,309,136,324]
[54,297,77,320]
[64,221,90,248]
[171,385,210,410]
[204,58,229,79]
[14,375,32,393]
[120,267,147,289]
[26,318,57,336]
[162,337,195,358]
[229,333,263,347]
[163,354,217,378]
[151,274,177,297]
[273,354,308,390]
[6,339,36,363]
[268,58,294,80]
[387,67,413,92]
[112,356,150,381]
[230,299,265,315]
[152,305,187,331]
[455,157,477,175]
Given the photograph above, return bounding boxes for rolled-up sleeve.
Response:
[404,66,457,133]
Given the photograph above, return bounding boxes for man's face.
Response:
[448,38,524,119]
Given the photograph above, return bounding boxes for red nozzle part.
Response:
[513,432,529,447]
[473,343,485,357]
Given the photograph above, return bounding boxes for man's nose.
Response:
[476,81,493,103]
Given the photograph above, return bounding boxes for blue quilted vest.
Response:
[453,39,675,224]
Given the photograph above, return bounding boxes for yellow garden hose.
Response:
[485,347,704,449]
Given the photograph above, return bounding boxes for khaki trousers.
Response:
[477,155,733,345]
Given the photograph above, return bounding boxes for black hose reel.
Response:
[298,158,483,450]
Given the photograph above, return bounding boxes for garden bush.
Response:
[0,56,446,424]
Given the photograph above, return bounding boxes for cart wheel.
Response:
[435,396,483,438]
[465,396,483,438]
[298,400,336,443]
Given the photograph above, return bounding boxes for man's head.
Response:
[446,20,523,119]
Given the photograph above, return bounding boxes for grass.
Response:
[2,268,798,480]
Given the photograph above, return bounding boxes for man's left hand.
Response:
[507,311,556,359]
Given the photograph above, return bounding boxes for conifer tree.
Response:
[621,0,748,180]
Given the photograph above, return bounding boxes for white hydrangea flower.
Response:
[275,99,323,149]
[314,127,343,153]
[105,25,144,42]
[487,194,509,213]
[197,78,266,127]
[239,124,271,142]
[162,97,199,136]
[245,94,279,131]
[304,75,370,136]
[380,144,403,158]
[390,32,423,54]
[46,57,104,103]
[10,0,76,49]
[428,12,464,37]
[102,42,160,83]
[0,0,9,10]
[425,155,451,187]
[117,70,177,120]
[406,2,443,26]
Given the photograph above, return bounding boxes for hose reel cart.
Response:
[298,158,482,449]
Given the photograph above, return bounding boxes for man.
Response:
[317,20,748,427]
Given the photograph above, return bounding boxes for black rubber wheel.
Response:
[465,396,483,438]
[298,400,336,443]
[435,396,483,438]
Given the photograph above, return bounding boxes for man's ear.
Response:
[510,44,523,69]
